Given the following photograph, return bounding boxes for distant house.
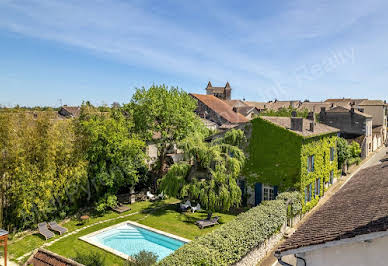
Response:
[223,99,260,119]
[319,106,373,158]
[276,161,388,266]
[324,98,367,109]
[190,93,248,127]
[205,81,232,100]
[244,101,268,112]
[357,99,387,143]
[58,106,81,118]
[297,101,334,112]
[243,114,339,208]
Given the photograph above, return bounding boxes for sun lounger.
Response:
[196,216,220,229]
[48,221,68,235]
[112,203,131,213]
[38,222,55,240]
[157,191,165,200]
[191,203,201,213]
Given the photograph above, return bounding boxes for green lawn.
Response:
[9,198,236,265]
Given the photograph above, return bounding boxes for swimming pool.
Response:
[79,221,188,261]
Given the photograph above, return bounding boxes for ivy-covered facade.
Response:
[243,116,339,211]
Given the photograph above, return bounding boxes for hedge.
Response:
[159,192,300,266]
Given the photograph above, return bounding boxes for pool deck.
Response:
[79,220,190,261]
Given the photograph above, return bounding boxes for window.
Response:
[315,178,320,196]
[263,185,274,201]
[330,170,334,185]
[305,184,312,203]
[308,155,315,172]
[330,148,335,162]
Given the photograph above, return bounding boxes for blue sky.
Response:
[0,0,387,106]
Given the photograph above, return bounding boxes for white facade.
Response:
[295,234,388,266]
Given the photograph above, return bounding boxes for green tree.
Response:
[126,85,207,186]
[337,137,351,168]
[159,129,246,215]
[124,250,158,266]
[76,105,146,210]
[349,141,361,158]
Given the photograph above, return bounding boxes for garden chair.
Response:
[38,222,54,240]
[157,191,165,200]
[48,221,68,235]
[146,191,156,201]
[180,200,191,211]
[191,203,201,213]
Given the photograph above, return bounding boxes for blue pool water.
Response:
[90,223,185,261]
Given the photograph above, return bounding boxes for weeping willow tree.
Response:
[159,129,246,216]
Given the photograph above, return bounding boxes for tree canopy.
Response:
[159,129,246,213]
[125,85,207,183]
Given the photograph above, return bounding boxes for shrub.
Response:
[96,194,118,214]
[348,157,361,166]
[159,192,300,266]
[72,251,105,266]
[124,250,158,266]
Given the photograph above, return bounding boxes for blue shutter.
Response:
[274,186,278,199]
[255,183,262,206]
[307,157,310,172]
[304,187,308,203]
[318,178,320,196]
[312,156,315,171]
[309,184,312,201]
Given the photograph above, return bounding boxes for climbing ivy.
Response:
[243,117,339,212]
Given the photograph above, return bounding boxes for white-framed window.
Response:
[263,185,274,201]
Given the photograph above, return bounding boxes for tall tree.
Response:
[125,85,207,186]
[159,129,246,216]
[76,105,146,206]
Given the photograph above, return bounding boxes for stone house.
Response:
[356,99,387,143]
[319,106,373,158]
[242,114,339,208]
[276,161,388,266]
[223,100,260,119]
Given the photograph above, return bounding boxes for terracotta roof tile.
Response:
[277,162,388,254]
[358,100,386,106]
[191,94,248,124]
[26,248,83,266]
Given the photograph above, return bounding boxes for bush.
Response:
[72,251,105,266]
[159,193,300,266]
[124,250,158,266]
[348,157,361,166]
[96,194,118,214]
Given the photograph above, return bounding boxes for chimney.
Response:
[310,122,315,132]
[307,112,316,122]
[291,117,303,132]
[351,108,355,113]
[291,111,297,117]
[320,107,326,113]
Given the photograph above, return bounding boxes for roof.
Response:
[205,82,231,93]
[59,106,81,117]
[278,162,388,254]
[233,106,259,117]
[191,94,248,124]
[326,106,372,118]
[358,100,386,106]
[297,102,333,112]
[223,100,248,108]
[266,101,301,111]
[245,101,268,110]
[26,248,83,266]
[260,116,339,137]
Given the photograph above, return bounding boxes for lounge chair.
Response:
[157,191,165,200]
[146,191,156,201]
[180,200,191,211]
[112,203,131,213]
[38,222,55,240]
[48,221,68,235]
[196,216,220,229]
[191,203,201,213]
